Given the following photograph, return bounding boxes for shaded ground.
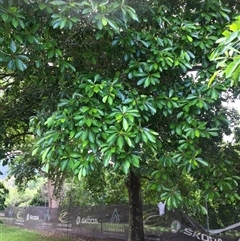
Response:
[41,230,125,241]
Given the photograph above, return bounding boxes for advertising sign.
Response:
[0,205,239,241]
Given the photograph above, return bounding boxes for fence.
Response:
[186,204,240,234]
[0,205,239,241]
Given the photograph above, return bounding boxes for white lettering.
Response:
[29,215,39,220]
[42,222,53,226]
[15,222,24,225]
[183,228,222,241]
[57,223,72,227]
[192,231,201,240]
[15,219,24,222]
[81,218,98,224]
[103,227,125,235]
[201,233,209,241]
[183,228,193,236]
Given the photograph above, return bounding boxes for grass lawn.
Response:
[0,224,75,241]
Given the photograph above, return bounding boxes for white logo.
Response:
[75,216,98,224]
[16,210,24,220]
[110,209,120,223]
[76,216,81,225]
[171,220,181,233]
[58,210,70,224]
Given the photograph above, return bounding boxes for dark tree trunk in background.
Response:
[126,169,145,241]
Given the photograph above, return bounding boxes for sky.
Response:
[227,99,240,111]
[0,161,8,180]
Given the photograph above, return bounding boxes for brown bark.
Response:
[47,177,60,209]
[126,169,145,241]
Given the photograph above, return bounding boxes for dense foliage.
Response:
[0,181,8,210]
[0,0,240,240]
[210,15,240,86]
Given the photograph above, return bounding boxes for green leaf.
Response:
[88,130,95,143]
[102,17,108,26]
[97,19,103,30]
[107,133,118,144]
[9,7,17,13]
[10,39,17,53]
[117,135,124,149]
[195,129,200,137]
[32,147,39,156]
[211,88,219,100]
[50,0,67,5]
[45,163,50,173]
[55,49,62,57]
[81,129,88,141]
[126,6,139,22]
[122,117,129,131]
[122,160,130,174]
[60,18,67,29]
[195,158,208,166]
[39,3,46,10]
[16,58,27,71]
[12,18,19,28]
[85,118,92,127]
[42,147,50,160]
[176,126,182,135]
[1,13,8,21]
[48,49,55,58]
[70,152,81,158]
[7,60,15,70]
[61,159,68,171]
[52,19,61,29]
[186,35,193,42]
[224,30,239,45]
[108,96,113,105]
[208,70,221,86]
[141,131,148,143]
[102,95,108,103]
[225,59,240,78]
[105,18,119,32]
[143,128,156,143]
[82,167,87,177]
[124,136,133,147]
[131,154,139,167]
[104,151,112,167]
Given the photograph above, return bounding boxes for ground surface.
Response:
[38,230,125,241]
[1,225,125,241]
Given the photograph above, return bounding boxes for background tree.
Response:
[0,182,8,210]
[6,143,67,208]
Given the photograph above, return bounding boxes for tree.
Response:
[3,176,45,207]
[6,143,66,208]
[0,1,239,241]
[62,170,129,207]
[0,182,8,210]
[210,15,240,86]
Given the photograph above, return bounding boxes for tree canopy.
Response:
[0,0,240,240]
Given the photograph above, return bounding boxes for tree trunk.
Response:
[47,177,60,209]
[126,169,145,241]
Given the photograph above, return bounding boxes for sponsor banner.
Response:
[0,206,239,241]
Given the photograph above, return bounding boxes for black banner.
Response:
[0,205,239,241]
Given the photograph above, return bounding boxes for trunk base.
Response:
[126,169,145,241]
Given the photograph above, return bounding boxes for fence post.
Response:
[205,198,210,234]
